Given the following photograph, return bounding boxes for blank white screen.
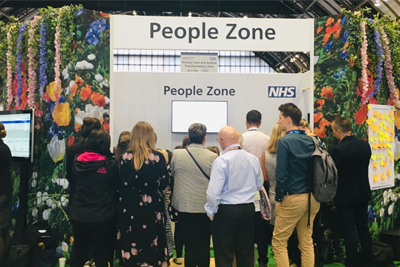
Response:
[172,101,228,133]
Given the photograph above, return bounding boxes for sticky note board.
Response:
[367,104,395,190]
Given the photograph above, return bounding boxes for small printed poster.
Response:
[367,104,395,190]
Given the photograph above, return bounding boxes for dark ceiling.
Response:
[0,0,380,73]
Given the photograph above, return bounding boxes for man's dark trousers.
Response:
[212,203,255,267]
[179,212,211,267]
[336,202,372,267]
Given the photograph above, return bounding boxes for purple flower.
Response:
[340,16,347,26]
[85,29,100,45]
[334,73,339,80]
[325,41,333,51]
[365,29,383,102]
[16,23,28,106]
[340,49,349,59]
[39,20,47,98]
[75,9,84,15]
[341,31,348,43]
[89,19,109,34]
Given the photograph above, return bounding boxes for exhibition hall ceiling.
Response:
[0,0,398,73]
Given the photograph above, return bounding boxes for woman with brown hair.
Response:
[114,131,131,167]
[117,122,170,267]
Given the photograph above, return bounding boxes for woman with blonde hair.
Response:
[261,125,286,226]
[117,122,170,267]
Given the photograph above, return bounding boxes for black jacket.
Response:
[0,139,12,196]
[331,135,372,205]
[70,151,120,222]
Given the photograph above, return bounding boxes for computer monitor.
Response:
[171,101,228,133]
[0,109,35,163]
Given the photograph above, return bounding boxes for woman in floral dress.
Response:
[118,122,170,267]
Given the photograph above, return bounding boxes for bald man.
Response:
[205,126,263,267]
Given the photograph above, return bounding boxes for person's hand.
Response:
[210,217,214,221]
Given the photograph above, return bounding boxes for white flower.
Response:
[32,208,38,217]
[62,242,68,252]
[67,80,75,94]
[51,203,57,209]
[75,60,94,70]
[384,190,388,197]
[103,79,109,87]
[95,74,103,83]
[32,172,37,179]
[380,208,384,217]
[105,97,110,105]
[87,54,96,61]
[52,178,60,184]
[75,110,86,125]
[46,198,53,207]
[31,179,37,188]
[388,203,395,215]
[42,192,49,201]
[396,174,400,180]
[47,136,66,163]
[37,191,42,205]
[61,195,69,207]
[85,104,104,120]
[42,209,50,220]
[59,178,69,190]
[62,66,69,80]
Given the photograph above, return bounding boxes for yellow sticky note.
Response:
[371,154,376,160]
[388,150,393,155]
[374,135,377,141]
[373,174,379,181]
[387,143,392,149]
[381,173,386,180]
[381,161,387,167]
[383,143,387,149]
[388,136,394,142]
[372,124,379,132]
[372,143,378,149]
[366,119,373,126]
[386,125,392,133]
[379,153,383,159]
[389,111,394,117]
[368,104,371,110]
[378,113,383,119]
[369,136,374,143]
[386,154,389,159]
[390,155,393,163]
[379,122,383,127]
[373,111,378,117]
[387,169,391,176]
[394,106,396,111]
[384,114,389,121]
[373,162,378,169]
[372,117,376,123]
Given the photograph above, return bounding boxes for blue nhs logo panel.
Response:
[268,86,296,98]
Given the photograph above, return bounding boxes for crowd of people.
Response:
[0,102,373,267]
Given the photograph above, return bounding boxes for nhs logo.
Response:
[268,86,296,98]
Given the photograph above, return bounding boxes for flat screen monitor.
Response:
[0,109,34,163]
[172,101,228,133]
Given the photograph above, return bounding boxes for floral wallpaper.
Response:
[314,10,400,263]
[0,7,110,259]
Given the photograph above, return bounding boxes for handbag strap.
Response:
[185,148,210,180]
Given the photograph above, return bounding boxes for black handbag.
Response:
[370,241,395,267]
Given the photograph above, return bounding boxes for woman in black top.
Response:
[69,129,120,267]
[0,122,12,265]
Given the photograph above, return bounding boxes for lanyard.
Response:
[286,130,306,135]
[224,146,241,154]
[339,133,353,143]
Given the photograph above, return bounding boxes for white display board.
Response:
[367,104,396,190]
[110,15,315,149]
[112,72,306,150]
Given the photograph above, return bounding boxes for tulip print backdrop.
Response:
[314,9,400,263]
[0,7,110,258]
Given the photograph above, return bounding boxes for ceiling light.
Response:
[132,10,137,15]
[279,65,285,70]
[188,12,192,17]
[243,15,248,19]
[374,2,381,6]
[295,54,300,58]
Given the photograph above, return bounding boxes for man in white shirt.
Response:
[205,126,263,267]
[242,110,270,267]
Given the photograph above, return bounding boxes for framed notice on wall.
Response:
[367,104,395,190]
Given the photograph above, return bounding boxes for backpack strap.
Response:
[185,148,210,180]
[307,136,319,229]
